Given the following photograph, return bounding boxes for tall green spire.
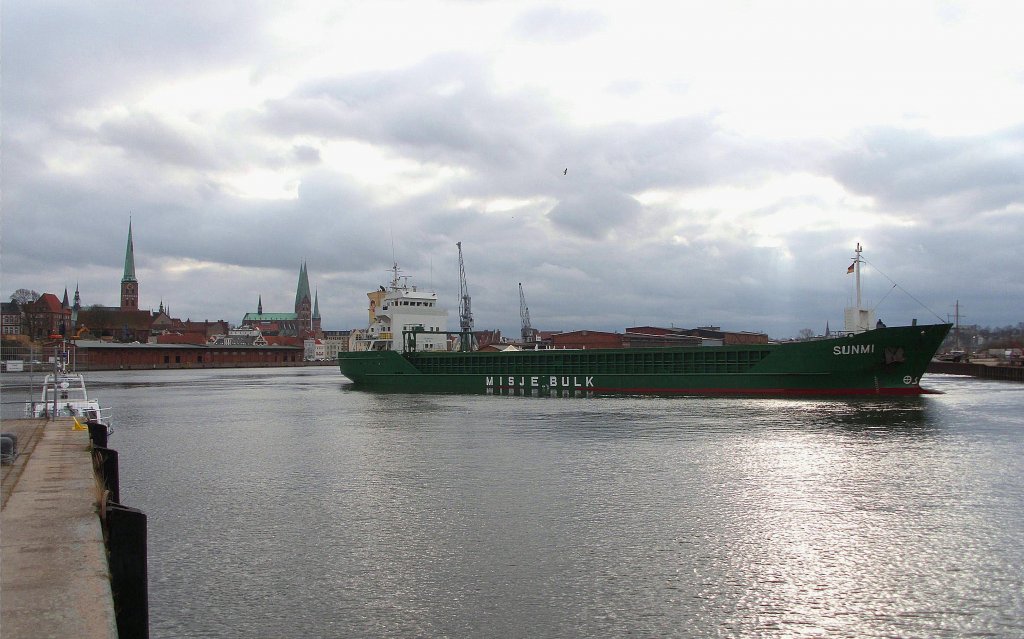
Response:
[123,220,137,283]
[294,261,311,310]
[120,220,139,310]
[313,290,320,320]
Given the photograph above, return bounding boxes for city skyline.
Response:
[2,2,1022,337]
[10,223,324,332]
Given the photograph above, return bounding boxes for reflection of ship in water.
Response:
[816,398,934,434]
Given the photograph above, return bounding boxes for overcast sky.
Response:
[3,1,1022,338]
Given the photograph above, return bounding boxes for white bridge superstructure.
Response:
[353,263,449,352]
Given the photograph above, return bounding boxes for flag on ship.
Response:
[847,261,856,274]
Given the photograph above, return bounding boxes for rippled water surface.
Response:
[7,369,1022,637]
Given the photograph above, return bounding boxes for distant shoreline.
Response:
[1,360,337,374]
[928,361,1023,382]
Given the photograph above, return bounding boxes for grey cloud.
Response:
[90,108,318,174]
[292,145,321,164]
[496,235,810,336]
[98,112,224,169]
[829,126,1024,217]
[263,56,786,208]
[1,2,278,118]
[545,188,644,240]
[264,53,556,173]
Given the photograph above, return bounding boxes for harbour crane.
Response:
[456,242,475,351]
[519,282,533,343]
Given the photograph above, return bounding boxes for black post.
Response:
[92,447,120,504]
[86,420,107,449]
[106,503,149,639]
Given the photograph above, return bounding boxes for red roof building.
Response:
[25,293,72,339]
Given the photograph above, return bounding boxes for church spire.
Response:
[123,219,137,283]
[71,283,80,330]
[120,220,139,310]
[258,295,263,315]
[313,290,320,320]
[294,262,311,311]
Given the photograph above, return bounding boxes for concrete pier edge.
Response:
[1,418,119,638]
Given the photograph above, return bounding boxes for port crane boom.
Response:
[456,242,474,350]
[519,282,532,343]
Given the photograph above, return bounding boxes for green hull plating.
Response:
[338,323,952,397]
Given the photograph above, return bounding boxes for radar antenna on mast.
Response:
[519,282,533,343]
[456,242,475,351]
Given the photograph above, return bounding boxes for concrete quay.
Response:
[1,418,118,638]
[928,360,1024,382]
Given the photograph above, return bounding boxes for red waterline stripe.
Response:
[495,385,932,396]
[596,386,932,396]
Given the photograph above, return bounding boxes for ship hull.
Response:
[338,323,952,397]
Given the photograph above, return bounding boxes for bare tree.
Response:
[10,289,40,304]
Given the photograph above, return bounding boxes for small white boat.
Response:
[25,363,112,433]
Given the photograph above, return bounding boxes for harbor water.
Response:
[3,368,1022,637]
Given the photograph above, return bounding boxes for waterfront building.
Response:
[241,262,323,339]
[626,325,768,346]
[1,302,23,337]
[24,293,71,340]
[303,338,327,361]
[474,329,503,349]
[322,330,351,360]
[216,326,268,346]
[66,340,303,369]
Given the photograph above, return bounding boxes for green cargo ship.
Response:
[338,322,951,396]
[339,246,951,397]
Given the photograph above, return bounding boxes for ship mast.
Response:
[954,299,961,351]
[389,262,410,291]
[844,242,874,334]
[854,242,863,310]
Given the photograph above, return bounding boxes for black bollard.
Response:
[86,420,107,449]
[1,432,18,451]
[106,502,149,639]
[92,447,120,504]
[1,435,16,464]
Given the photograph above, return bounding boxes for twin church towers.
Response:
[118,222,321,337]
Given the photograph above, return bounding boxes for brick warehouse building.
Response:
[67,340,306,370]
